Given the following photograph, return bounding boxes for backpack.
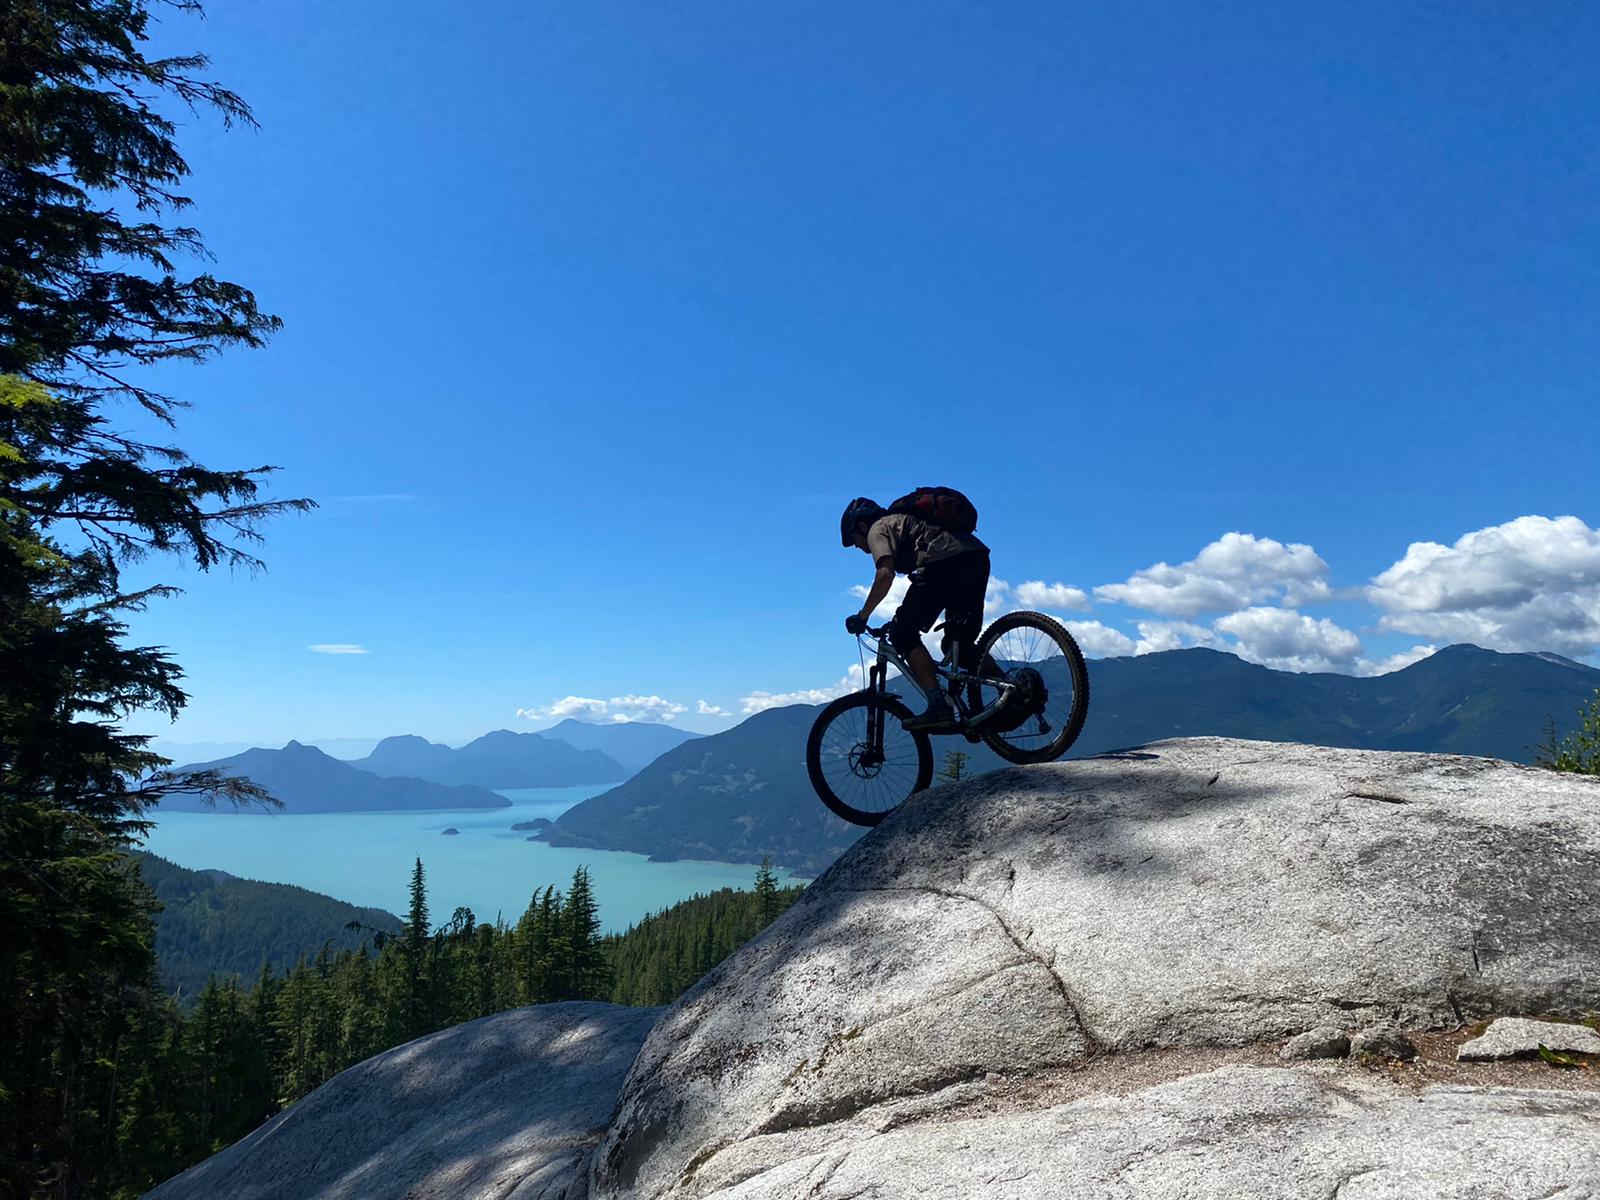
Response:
[887,486,978,534]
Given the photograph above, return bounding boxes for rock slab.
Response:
[1459,1017,1600,1061]
[589,738,1600,1200]
[146,1002,659,1200]
[705,1065,1600,1200]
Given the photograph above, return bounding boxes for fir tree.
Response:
[403,859,430,1037]
[939,750,970,783]
[0,4,306,1193]
[754,858,782,926]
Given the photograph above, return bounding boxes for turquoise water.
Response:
[138,785,793,933]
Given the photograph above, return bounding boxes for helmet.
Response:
[840,497,884,546]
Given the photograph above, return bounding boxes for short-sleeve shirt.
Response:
[865,513,988,574]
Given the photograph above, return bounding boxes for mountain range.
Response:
[159,741,512,813]
[546,644,1600,872]
[536,718,700,771]
[355,729,627,788]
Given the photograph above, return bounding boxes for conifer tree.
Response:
[754,858,782,925]
[403,859,431,1037]
[0,4,305,1193]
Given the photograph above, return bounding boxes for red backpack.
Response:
[887,486,978,534]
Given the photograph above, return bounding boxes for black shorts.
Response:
[889,550,991,665]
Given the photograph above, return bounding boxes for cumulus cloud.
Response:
[1368,516,1600,657]
[1133,621,1225,655]
[1095,533,1332,617]
[740,665,871,716]
[850,575,910,617]
[696,700,732,717]
[1353,644,1437,677]
[1014,580,1092,612]
[1213,607,1363,673]
[1062,620,1137,657]
[517,694,689,723]
[309,644,369,655]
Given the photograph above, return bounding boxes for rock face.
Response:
[146,1003,659,1200]
[1459,1017,1600,1061]
[590,738,1600,1199]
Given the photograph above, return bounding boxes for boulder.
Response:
[590,738,1600,1199]
[1279,1025,1350,1060]
[1349,1024,1418,1061]
[1459,1017,1600,1062]
[147,1003,659,1200]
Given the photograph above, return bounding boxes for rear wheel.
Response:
[806,692,934,826]
[966,611,1090,764]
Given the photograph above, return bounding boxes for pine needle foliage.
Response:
[1536,689,1600,776]
[0,3,310,1195]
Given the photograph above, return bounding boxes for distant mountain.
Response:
[150,737,380,763]
[548,644,1600,872]
[134,852,402,1003]
[538,719,700,772]
[162,741,512,812]
[545,706,868,875]
[354,730,626,788]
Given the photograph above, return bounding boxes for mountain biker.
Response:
[840,496,991,733]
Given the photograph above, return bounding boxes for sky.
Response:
[116,0,1600,745]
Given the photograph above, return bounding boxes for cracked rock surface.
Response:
[146,1003,659,1200]
[589,738,1600,1200]
[702,1065,1600,1200]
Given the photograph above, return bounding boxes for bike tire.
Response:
[966,610,1090,765]
[806,691,934,827]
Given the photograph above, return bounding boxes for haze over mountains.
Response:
[159,742,513,813]
[548,644,1600,872]
[355,730,628,788]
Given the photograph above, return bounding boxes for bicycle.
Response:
[805,609,1090,827]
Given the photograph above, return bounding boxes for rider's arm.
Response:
[856,561,896,623]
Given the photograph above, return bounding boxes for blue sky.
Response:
[119,1,1600,745]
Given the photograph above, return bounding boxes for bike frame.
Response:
[859,625,1019,733]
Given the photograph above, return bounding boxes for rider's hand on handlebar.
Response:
[845,613,869,636]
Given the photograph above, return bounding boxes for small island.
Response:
[512,818,554,836]
[440,827,460,836]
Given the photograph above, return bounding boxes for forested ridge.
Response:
[135,853,405,1002]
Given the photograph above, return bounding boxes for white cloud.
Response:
[1014,580,1092,612]
[607,695,689,723]
[739,666,868,715]
[1095,533,1332,617]
[1133,621,1226,655]
[309,644,369,655]
[849,575,910,617]
[1062,620,1137,658]
[1353,644,1437,677]
[517,694,689,724]
[696,700,732,717]
[1367,516,1600,657]
[1213,607,1363,673]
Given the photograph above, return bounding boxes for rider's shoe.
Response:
[902,698,959,734]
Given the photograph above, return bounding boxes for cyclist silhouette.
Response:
[840,496,990,732]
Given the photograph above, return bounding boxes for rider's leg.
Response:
[890,576,958,731]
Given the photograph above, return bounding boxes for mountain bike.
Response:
[805,610,1090,827]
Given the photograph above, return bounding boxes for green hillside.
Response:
[135,853,402,1003]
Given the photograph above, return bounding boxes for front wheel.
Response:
[806,692,934,827]
[966,610,1090,764]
